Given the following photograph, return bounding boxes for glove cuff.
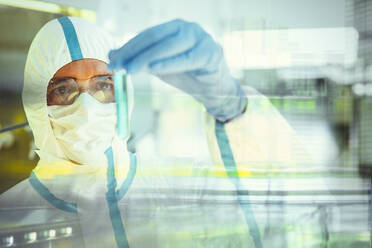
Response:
[206,78,247,123]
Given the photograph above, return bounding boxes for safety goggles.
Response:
[47,75,115,106]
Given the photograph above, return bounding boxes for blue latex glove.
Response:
[108,19,247,122]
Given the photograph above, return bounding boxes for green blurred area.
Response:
[0,95,38,194]
[270,97,317,113]
[0,5,62,194]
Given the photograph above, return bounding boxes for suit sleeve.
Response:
[203,87,310,173]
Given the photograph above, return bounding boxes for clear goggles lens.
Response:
[47,75,115,106]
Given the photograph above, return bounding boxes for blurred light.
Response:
[61,226,73,236]
[0,0,96,22]
[2,236,14,247]
[48,229,56,238]
[222,28,358,69]
[352,83,372,96]
[24,232,37,242]
[43,229,56,239]
[353,83,365,96]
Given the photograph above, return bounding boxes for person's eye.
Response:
[97,82,113,91]
[54,86,68,95]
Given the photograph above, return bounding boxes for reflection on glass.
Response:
[0,1,371,248]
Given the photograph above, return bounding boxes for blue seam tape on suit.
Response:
[105,147,131,248]
[116,152,137,200]
[57,17,83,61]
[29,172,78,213]
[214,121,263,248]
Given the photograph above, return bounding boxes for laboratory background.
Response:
[0,0,371,247]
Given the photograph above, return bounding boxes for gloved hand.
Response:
[108,19,247,122]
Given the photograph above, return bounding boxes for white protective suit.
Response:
[0,17,342,248]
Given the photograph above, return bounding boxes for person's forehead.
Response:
[53,58,111,80]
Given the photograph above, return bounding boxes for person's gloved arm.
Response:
[108,19,247,122]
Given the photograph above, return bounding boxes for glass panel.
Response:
[0,1,371,247]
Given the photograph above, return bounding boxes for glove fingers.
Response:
[108,19,182,70]
[149,38,214,74]
[124,28,198,74]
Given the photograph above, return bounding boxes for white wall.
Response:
[92,0,347,37]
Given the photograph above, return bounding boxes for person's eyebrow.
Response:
[49,74,113,84]
[92,74,114,81]
[49,77,75,85]
[93,74,113,78]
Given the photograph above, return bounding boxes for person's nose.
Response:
[77,79,91,93]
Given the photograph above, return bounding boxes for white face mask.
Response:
[48,93,117,166]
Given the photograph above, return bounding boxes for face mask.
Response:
[48,93,117,166]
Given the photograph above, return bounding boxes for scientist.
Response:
[0,16,304,248]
